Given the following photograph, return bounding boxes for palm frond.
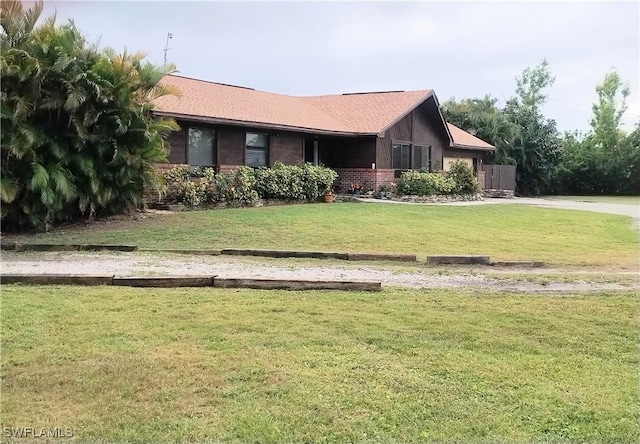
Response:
[0,176,18,203]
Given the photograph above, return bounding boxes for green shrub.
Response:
[227,167,258,206]
[397,171,456,196]
[445,160,481,195]
[162,163,337,207]
[254,162,337,200]
[179,180,207,207]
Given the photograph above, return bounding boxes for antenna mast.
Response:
[163,32,173,65]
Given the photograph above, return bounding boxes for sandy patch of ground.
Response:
[1,251,636,293]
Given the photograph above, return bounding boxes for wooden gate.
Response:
[483,165,516,191]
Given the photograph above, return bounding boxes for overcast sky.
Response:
[41,1,639,133]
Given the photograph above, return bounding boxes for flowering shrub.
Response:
[163,163,337,207]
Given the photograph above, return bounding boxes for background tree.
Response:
[550,69,638,195]
[443,60,562,196]
[503,59,562,196]
[441,95,519,165]
[1,0,179,231]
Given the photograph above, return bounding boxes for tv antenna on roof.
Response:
[163,32,173,65]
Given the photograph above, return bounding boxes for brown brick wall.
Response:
[218,165,240,174]
[155,163,185,172]
[166,129,187,164]
[270,132,303,166]
[218,126,245,165]
[333,168,396,193]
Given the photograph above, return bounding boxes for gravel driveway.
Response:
[1,251,636,293]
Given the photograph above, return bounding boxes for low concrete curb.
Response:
[1,243,544,268]
[348,253,417,262]
[214,278,381,291]
[138,249,222,256]
[490,261,545,268]
[427,255,491,265]
[0,274,381,291]
[0,274,114,285]
[2,243,137,252]
[221,249,349,260]
[112,276,216,287]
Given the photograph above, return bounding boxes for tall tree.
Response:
[503,59,562,195]
[590,70,630,155]
[588,70,632,193]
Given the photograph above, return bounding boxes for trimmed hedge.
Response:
[164,162,337,207]
[397,160,480,196]
[396,171,456,196]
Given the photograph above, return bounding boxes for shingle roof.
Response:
[447,123,496,150]
[154,75,494,149]
[301,90,431,134]
[154,75,351,133]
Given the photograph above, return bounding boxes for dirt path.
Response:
[1,251,637,293]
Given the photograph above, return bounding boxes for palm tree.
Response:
[1,0,178,231]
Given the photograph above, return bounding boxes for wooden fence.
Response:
[482,165,516,191]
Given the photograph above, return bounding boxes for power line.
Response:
[546,97,640,118]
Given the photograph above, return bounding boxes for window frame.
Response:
[393,140,431,171]
[392,141,412,170]
[186,126,216,167]
[245,131,270,168]
[413,145,423,170]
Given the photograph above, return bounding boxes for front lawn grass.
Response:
[1,285,638,443]
[3,203,638,267]
[543,195,640,205]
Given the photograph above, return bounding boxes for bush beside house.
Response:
[395,161,481,199]
[162,162,337,207]
[162,161,481,210]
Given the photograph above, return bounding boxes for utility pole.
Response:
[163,32,173,65]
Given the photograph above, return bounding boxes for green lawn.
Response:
[4,203,639,267]
[1,286,638,443]
[543,195,640,205]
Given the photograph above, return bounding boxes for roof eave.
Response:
[153,111,377,137]
[450,143,496,152]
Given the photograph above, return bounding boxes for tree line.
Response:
[442,61,639,196]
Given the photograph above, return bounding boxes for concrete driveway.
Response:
[358,196,639,218]
[476,197,639,218]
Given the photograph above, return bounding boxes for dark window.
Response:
[392,142,411,169]
[413,145,422,170]
[188,127,215,166]
[413,145,431,171]
[245,132,269,167]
